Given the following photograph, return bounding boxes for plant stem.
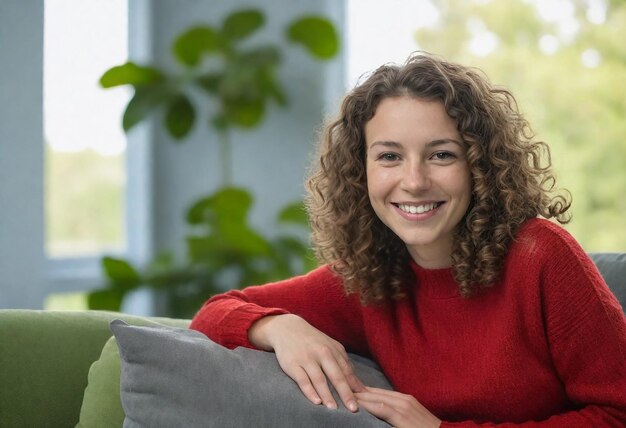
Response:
[218,129,232,186]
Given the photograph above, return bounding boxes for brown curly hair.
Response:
[305,52,571,304]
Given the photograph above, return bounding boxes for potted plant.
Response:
[87,8,339,318]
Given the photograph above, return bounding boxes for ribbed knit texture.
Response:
[190,218,626,426]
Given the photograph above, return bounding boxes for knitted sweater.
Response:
[190,218,626,426]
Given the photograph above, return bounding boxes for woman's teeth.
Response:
[398,202,439,214]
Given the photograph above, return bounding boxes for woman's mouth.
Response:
[396,202,444,214]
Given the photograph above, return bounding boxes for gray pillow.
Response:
[110,320,393,427]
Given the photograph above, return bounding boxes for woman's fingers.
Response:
[335,351,367,392]
[355,388,441,428]
[303,361,339,409]
[319,352,360,411]
[287,366,322,405]
[362,386,400,396]
[253,315,364,412]
[355,389,398,419]
[287,349,362,411]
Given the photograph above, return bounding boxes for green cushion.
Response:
[75,317,189,428]
[75,336,123,428]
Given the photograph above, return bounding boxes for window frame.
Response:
[44,0,153,297]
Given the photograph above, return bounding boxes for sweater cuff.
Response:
[218,303,289,349]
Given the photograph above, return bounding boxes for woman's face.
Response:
[365,96,472,268]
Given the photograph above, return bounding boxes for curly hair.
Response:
[305,52,571,304]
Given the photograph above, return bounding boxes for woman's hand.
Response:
[356,387,442,428]
[248,314,365,412]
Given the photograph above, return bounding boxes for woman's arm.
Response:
[189,265,369,411]
[190,265,367,351]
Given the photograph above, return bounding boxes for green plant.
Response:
[100,9,338,184]
[91,187,317,318]
[87,8,339,317]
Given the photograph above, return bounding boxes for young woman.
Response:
[190,53,626,427]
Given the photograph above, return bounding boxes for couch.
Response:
[1,253,624,428]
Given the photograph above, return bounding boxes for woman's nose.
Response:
[401,160,431,192]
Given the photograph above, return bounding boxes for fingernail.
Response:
[326,402,337,410]
[348,401,358,412]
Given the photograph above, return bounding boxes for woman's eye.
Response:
[379,153,400,161]
[432,152,455,161]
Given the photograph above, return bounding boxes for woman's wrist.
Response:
[248,314,291,350]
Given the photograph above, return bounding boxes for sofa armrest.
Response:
[0,309,188,428]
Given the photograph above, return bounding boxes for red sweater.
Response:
[190,219,626,426]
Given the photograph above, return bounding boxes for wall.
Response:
[147,0,346,258]
[0,1,46,308]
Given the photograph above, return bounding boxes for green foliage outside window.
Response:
[46,147,124,256]
[417,0,626,251]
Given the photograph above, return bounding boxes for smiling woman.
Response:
[189,53,626,427]
[365,97,471,269]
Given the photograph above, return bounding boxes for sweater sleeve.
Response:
[189,265,368,354]
[442,226,626,427]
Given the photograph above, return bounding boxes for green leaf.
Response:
[272,236,316,269]
[220,63,261,101]
[87,289,124,311]
[186,188,270,258]
[186,196,213,225]
[173,26,218,67]
[146,251,175,276]
[100,62,163,88]
[102,256,142,290]
[165,93,195,139]
[186,187,253,226]
[257,68,288,106]
[189,224,271,259]
[286,16,339,59]
[222,9,264,41]
[278,201,309,226]
[219,223,272,256]
[224,99,265,128]
[241,46,281,67]
[187,236,223,262]
[211,114,230,132]
[196,72,223,95]
[211,187,254,224]
[123,84,171,132]
[273,236,310,255]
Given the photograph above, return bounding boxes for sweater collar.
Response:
[409,259,461,299]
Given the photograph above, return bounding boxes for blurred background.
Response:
[1,0,624,317]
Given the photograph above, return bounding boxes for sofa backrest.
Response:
[589,252,626,311]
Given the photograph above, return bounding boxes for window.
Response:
[44,0,129,258]
[43,0,151,309]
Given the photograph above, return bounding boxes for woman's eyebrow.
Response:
[426,138,464,148]
[368,140,402,151]
[369,138,464,151]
